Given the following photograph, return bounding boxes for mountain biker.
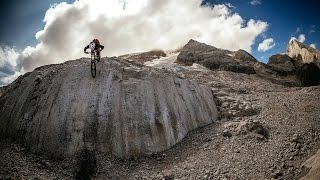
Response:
[84,39,104,61]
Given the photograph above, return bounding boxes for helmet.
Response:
[93,39,100,44]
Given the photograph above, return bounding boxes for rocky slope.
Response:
[0,57,218,159]
[1,39,320,180]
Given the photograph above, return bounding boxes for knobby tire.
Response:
[91,59,96,78]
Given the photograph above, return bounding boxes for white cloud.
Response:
[0,46,19,67]
[289,34,306,43]
[250,0,261,5]
[0,72,22,87]
[298,34,306,43]
[1,0,269,85]
[258,38,275,52]
[310,29,315,33]
[0,46,21,86]
[20,0,268,72]
[310,43,316,49]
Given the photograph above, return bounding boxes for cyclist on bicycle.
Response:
[84,39,104,61]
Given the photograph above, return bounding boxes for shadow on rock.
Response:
[74,148,97,180]
[298,62,320,87]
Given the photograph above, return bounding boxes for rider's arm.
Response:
[84,45,89,52]
[99,45,104,50]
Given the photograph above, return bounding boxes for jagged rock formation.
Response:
[287,39,320,65]
[0,57,218,158]
[267,40,320,86]
[175,40,256,74]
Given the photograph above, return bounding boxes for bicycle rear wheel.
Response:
[91,60,96,78]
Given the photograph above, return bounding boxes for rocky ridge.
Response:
[175,39,256,74]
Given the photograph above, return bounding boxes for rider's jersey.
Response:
[84,42,104,52]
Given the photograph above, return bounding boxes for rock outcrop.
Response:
[298,62,320,86]
[287,39,320,65]
[175,40,256,74]
[267,54,297,75]
[0,57,218,158]
[300,148,320,180]
[267,40,320,86]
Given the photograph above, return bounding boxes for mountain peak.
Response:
[287,39,320,63]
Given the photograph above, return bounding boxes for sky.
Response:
[0,0,319,86]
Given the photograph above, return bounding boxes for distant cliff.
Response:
[287,39,320,65]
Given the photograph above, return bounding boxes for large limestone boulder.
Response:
[287,39,320,64]
[0,57,218,158]
[175,40,256,74]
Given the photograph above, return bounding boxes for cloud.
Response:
[258,38,275,52]
[0,46,21,86]
[0,72,21,87]
[1,0,268,86]
[290,34,306,43]
[298,34,306,43]
[310,43,316,49]
[309,30,315,33]
[250,0,261,5]
[0,46,19,68]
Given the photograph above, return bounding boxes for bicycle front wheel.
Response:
[91,60,96,78]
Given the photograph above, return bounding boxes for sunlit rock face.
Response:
[0,57,218,158]
[287,39,320,65]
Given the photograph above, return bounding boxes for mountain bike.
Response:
[85,43,101,78]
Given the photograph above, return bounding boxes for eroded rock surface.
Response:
[0,57,218,158]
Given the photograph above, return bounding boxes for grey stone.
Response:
[0,57,218,159]
[222,130,232,137]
